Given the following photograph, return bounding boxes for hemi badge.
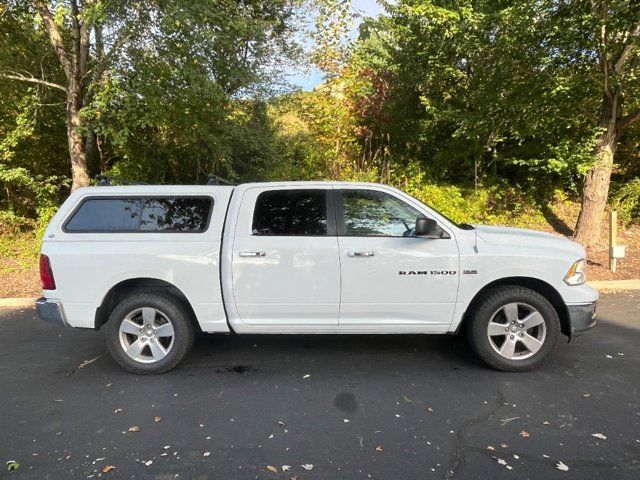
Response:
[463,269,478,275]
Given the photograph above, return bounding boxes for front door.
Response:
[230,187,340,327]
[336,187,460,327]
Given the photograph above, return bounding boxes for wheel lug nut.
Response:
[518,332,523,337]
[509,334,514,339]
[505,327,509,332]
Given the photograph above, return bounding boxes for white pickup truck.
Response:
[36,182,598,373]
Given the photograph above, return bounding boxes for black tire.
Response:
[105,292,195,374]
[465,286,561,372]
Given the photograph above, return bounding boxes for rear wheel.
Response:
[466,286,560,371]
[105,292,195,374]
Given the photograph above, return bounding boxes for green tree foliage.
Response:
[361,0,640,245]
[2,0,640,246]
[1,0,304,192]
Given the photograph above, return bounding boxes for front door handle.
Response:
[239,251,266,257]
[349,251,375,258]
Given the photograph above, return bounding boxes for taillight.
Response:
[39,254,56,290]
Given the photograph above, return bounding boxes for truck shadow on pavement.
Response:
[184,331,483,373]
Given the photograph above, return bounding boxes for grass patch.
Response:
[0,230,41,298]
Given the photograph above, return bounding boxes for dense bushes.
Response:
[611,179,640,227]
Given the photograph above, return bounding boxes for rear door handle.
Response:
[239,251,266,257]
[349,251,375,258]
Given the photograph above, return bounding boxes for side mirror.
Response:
[414,217,440,237]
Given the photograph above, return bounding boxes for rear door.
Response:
[229,186,340,327]
[336,187,459,328]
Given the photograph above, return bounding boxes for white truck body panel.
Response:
[41,186,233,332]
[40,181,598,336]
[228,184,340,328]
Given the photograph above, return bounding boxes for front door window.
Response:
[340,190,422,237]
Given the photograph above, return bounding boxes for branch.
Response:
[79,20,91,79]
[613,23,640,73]
[71,0,81,81]
[32,0,71,79]
[618,107,640,129]
[0,72,66,92]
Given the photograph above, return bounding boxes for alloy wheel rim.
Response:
[118,307,175,363]
[487,302,546,360]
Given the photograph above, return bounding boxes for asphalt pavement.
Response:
[1,293,639,479]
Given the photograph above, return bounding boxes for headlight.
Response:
[564,259,586,285]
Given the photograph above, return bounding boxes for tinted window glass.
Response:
[252,190,327,236]
[341,190,422,236]
[65,197,212,232]
[139,197,211,232]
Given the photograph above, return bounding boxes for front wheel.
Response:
[466,286,561,372]
[105,292,195,374]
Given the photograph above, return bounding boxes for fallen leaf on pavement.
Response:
[144,460,153,467]
[203,452,211,457]
[154,416,161,423]
[591,433,607,440]
[543,421,550,425]
[282,465,291,471]
[6,460,20,472]
[426,407,434,412]
[301,464,313,470]
[376,445,383,452]
[343,419,350,423]
[402,396,414,403]
[302,374,310,379]
[486,446,495,451]
[501,416,520,426]
[500,444,508,448]
[556,461,569,471]
[278,421,286,428]
[128,426,140,432]
[113,408,122,414]
[519,431,530,438]
[266,465,278,473]
[102,465,115,473]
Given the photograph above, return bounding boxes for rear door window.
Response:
[65,197,213,233]
[252,190,328,236]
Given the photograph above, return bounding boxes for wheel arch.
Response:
[459,277,571,337]
[94,278,198,330]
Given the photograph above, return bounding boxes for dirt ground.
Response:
[1,219,638,299]
[585,226,640,280]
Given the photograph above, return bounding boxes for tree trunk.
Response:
[572,127,617,248]
[67,86,90,191]
[32,0,92,191]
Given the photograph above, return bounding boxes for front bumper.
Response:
[35,297,67,327]
[567,300,597,336]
